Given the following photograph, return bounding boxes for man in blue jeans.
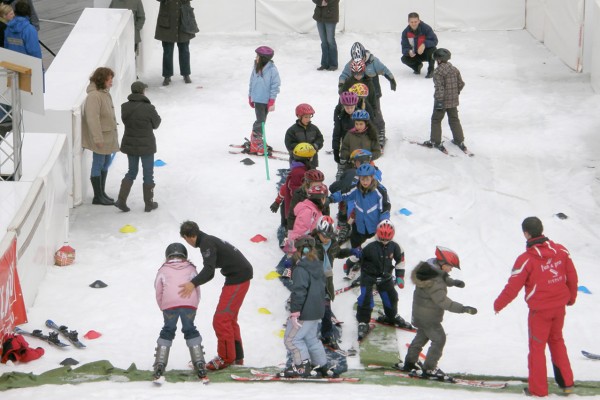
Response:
[312,0,339,71]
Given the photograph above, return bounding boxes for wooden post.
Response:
[0,61,32,93]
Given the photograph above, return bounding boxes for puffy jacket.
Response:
[287,186,330,231]
[410,260,466,327]
[282,161,308,217]
[284,120,324,167]
[120,93,161,156]
[331,179,390,235]
[401,20,438,56]
[360,240,405,281]
[248,61,280,104]
[82,82,120,154]
[494,237,578,312]
[290,256,326,321]
[433,62,464,109]
[340,126,381,162]
[289,199,322,241]
[155,259,200,310]
[4,15,40,58]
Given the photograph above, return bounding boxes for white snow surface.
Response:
[2,30,600,399]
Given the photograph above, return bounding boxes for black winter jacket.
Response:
[120,93,161,156]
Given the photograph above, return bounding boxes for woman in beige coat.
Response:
[82,67,120,205]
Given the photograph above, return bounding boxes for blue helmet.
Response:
[356,163,376,177]
[351,109,370,121]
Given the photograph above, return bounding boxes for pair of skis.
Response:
[229,144,289,161]
[14,320,86,348]
[231,369,359,383]
[408,139,475,157]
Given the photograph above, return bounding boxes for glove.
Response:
[270,201,280,213]
[327,195,336,204]
[290,312,302,328]
[267,99,275,112]
[463,306,478,315]
[333,149,340,164]
[453,280,465,288]
[390,79,397,91]
[248,96,254,108]
[396,276,405,289]
[435,100,444,111]
[350,247,362,258]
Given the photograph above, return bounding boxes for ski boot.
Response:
[392,360,419,372]
[312,363,339,378]
[422,140,447,154]
[278,359,311,378]
[206,355,230,371]
[357,322,370,341]
[153,338,171,379]
[451,139,468,151]
[392,315,414,330]
[187,337,207,379]
[410,367,453,382]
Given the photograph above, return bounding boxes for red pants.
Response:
[213,280,250,363]
[527,306,573,396]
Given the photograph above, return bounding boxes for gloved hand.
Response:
[463,306,478,315]
[453,280,465,288]
[290,311,302,328]
[350,247,362,258]
[248,96,254,108]
[333,149,340,164]
[390,79,397,91]
[270,201,280,213]
[396,276,405,289]
[267,99,276,112]
[327,195,336,204]
[435,100,444,111]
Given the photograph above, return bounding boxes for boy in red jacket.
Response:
[494,217,578,397]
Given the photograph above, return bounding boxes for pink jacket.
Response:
[289,199,322,242]
[155,259,200,310]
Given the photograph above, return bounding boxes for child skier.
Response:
[339,110,381,166]
[279,235,337,378]
[284,103,324,167]
[339,59,378,121]
[398,246,477,380]
[355,220,412,340]
[153,243,205,380]
[286,169,329,232]
[288,183,329,243]
[248,45,280,155]
[422,48,467,153]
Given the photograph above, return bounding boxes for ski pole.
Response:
[261,122,270,181]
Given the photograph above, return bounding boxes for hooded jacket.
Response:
[494,237,578,312]
[155,258,200,310]
[289,199,322,242]
[290,256,326,321]
[4,15,40,58]
[82,82,120,154]
[410,260,466,327]
[120,93,161,156]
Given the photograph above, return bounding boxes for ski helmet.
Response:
[293,142,317,159]
[294,235,316,254]
[376,219,395,241]
[339,91,359,106]
[255,46,274,60]
[295,103,315,118]
[316,215,335,237]
[349,83,369,97]
[165,242,188,259]
[356,163,376,177]
[350,149,373,164]
[350,42,366,61]
[307,183,328,199]
[304,169,325,183]
[433,48,451,62]
[435,246,460,269]
[350,59,366,74]
[351,109,370,121]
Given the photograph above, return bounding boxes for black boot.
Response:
[90,176,113,205]
[100,170,114,202]
[143,183,158,212]
[115,178,134,212]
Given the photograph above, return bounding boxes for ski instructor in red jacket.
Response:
[494,216,578,397]
[179,220,253,370]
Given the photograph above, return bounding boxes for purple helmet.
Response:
[255,46,274,59]
[339,91,359,106]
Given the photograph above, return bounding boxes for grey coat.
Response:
[290,257,326,321]
[154,0,196,43]
[110,0,146,44]
[410,260,465,327]
[120,93,161,156]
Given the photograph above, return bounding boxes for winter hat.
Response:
[255,46,274,59]
[415,262,439,281]
[131,81,148,94]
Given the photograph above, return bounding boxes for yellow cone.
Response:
[119,224,137,233]
[258,307,271,315]
[277,329,285,338]
[264,271,281,280]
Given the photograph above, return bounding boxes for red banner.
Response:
[0,238,27,343]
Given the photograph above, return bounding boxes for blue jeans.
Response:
[125,154,154,184]
[159,308,200,341]
[283,319,327,366]
[316,22,338,68]
[162,41,191,77]
[91,152,114,177]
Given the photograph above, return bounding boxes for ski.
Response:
[229,144,288,155]
[582,350,600,360]
[384,370,507,389]
[45,320,86,348]
[444,137,475,157]
[229,370,359,382]
[229,150,289,161]
[407,140,457,157]
[372,310,417,332]
[334,279,361,295]
[14,326,69,348]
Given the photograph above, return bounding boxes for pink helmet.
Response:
[350,59,366,74]
[339,91,359,106]
[295,103,315,117]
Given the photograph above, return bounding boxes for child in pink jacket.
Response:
[152,243,206,381]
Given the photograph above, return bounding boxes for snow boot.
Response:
[153,338,171,379]
[206,355,230,371]
[183,75,192,84]
[143,183,158,212]
[357,322,370,341]
[100,170,114,202]
[90,176,113,205]
[114,178,133,212]
[187,337,207,379]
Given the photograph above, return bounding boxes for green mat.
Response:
[359,323,399,367]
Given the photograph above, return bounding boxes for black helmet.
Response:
[294,235,316,254]
[165,243,188,259]
[433,48,451,62]
[350,42,365,61]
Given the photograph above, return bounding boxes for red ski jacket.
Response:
[494,237,578,312]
